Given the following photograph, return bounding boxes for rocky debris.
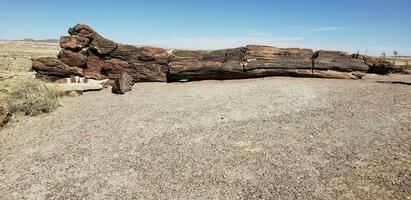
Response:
[359,55,402,74]
[32,24,405,84]
[112,72,134,94]
[32,57,84,81]
[0,106,12,127]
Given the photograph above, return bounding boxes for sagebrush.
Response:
[0,77,60,116]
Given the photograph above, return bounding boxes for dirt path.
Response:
[1,76,410,199]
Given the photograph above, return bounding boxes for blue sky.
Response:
[1,0,410,55]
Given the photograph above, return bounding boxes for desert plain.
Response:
[0,41,410,199]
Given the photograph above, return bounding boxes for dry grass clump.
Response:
[0,77,60,116]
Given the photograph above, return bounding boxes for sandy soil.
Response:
[1,75,410,199]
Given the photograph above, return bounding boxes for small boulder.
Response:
[112,72,134,94]
[0,106,12,127]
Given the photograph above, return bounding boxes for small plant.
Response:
[0,77,60,116]
[381,52,386,61]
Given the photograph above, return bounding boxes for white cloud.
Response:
[308,26,346,32]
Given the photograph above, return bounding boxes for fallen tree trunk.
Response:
[32,24,404,84]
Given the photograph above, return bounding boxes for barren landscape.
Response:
[1,75,410,199]
[0,41,410,199]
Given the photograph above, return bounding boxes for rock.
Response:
[361,56,403,74]
[54,76,109,84]
[314,50,369,72]
[85,53,168,82]
[244,45,313,71]
[127,62,169,82]
[0,106,12,127]
[57,50,88,68]
[112,72,134,94]
[48,83,104,92]
[110,44,140,61]
[69,24,117,55]
[136,47,169,63]
[60,36,90,51]
[171,49,226,62]
[90,37,118,55]
[68,24,96,38]
[169,49,245,81]
[225,47,246,61]
[240,45,316,79]
[312,70,364,79]
[33,24,400,84]
[32,57,84,81]
[169,61,245,81]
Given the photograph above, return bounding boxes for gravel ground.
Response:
[1,75,410,199]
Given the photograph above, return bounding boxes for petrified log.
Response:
[60,36,90,51]
[32,24,402,84]
[243,45,313,71]
[112,72,134,94]
[110,44,140,61]
[169,60,245,81]
[69,24,117,55]
[32,57,84,81]
[314,50,369,72]
[168,48,246,81]
[57,50,88,68]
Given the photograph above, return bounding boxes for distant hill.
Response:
[22,38,59,43]
[0,38,59,43]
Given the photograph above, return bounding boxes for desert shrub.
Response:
[0,77,60,116]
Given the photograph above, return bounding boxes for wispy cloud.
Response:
[243,30,273,37]
[308,26,346,32]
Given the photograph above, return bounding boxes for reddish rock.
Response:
[32,57,84,81]
[85,53,168,82]
[112,72,134,94]
[60,36,90,51]
[314,50,369,72]
[127,62,168,82]
[68,24,96,38]
[69,24,117,55]
[57,50,88,68]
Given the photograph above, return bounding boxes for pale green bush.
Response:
[0,77,60,116]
